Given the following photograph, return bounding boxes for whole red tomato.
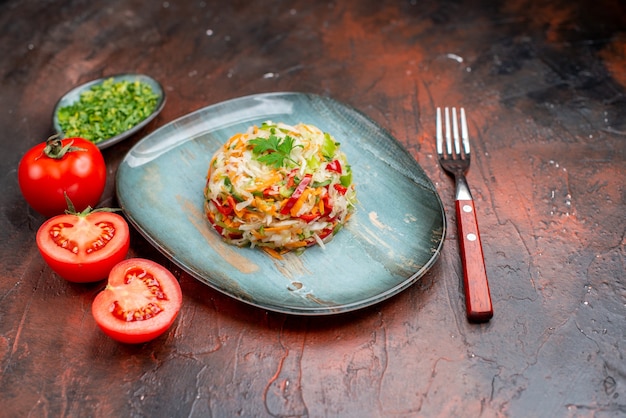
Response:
[18,136,106,217]
[36,207,130,283]
[92,258,183,344]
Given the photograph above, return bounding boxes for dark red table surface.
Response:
[1,0,625,416]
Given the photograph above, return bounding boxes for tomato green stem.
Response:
[63,192,122,216]
[41,134,87,160]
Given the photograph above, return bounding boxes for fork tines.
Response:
[436,107,470,158]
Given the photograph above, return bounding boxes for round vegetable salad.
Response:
[204,121,356,257]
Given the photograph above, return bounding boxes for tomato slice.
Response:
[92,258,182,344]
[36,211,130,283]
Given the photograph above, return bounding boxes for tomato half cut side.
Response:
[36,211,130,283]
[92,258,183,344]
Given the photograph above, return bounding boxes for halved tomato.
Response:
[36,209,130,283]
[92,258,182,344]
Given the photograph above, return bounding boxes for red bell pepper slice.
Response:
[286,169,299,188]
[318,228,334,240]
[212,199,232,216]
[321,194,333,215]
[226,195,238,212]
[326,160,342,174]
[263,187,278,198]
[333,184,348,195]
[299,213,320,223]
[280,174,312,215]
[206,211,224,234]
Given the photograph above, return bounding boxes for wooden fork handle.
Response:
[455,199,493,322]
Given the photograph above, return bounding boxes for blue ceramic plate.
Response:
[116,92,445,315]
[52,73,166,149]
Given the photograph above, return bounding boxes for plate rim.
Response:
[116,91,447,315]
[52,73,166,150]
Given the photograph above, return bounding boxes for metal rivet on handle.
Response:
[463,204,472,213]
[467,233,477,241]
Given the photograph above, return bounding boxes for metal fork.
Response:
[436,107,493,322]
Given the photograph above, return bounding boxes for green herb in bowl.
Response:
[56,77,160,144]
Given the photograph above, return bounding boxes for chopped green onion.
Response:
[56,78,159,144]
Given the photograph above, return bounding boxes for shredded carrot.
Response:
[253,196,275,215]
[262,247,283,260]
[226,148,243,158]
[283,240,309,249]
[233,207,244,219]
[263,224,294,233]
[247,173,283,192]
[290,189,311,217]
[268,204,278,216]
[225,132,244,148]
[206,209,215,223]
[222,216,241,230]
[242,211,263,223]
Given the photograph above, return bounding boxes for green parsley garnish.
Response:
[56,78,159,144]
[249,134,300,168]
